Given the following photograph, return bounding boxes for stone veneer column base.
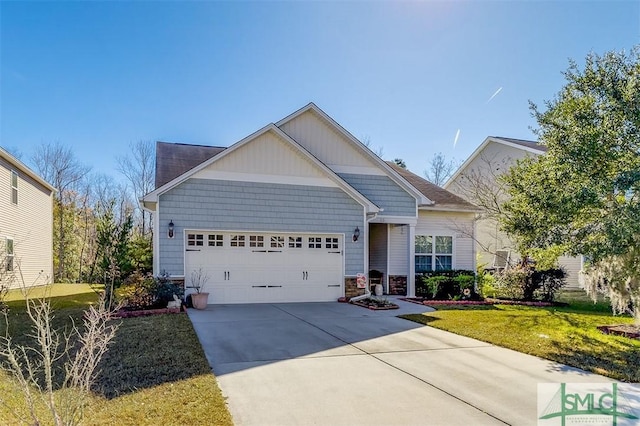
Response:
[389,275,407,296]
[345,277,365,299]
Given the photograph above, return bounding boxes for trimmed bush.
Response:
[117,272,184,310]
[493,267,566,302]
[415,270,477,300]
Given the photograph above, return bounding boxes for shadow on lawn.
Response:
[1,294,206,400]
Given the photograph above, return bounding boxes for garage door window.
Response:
[270,236,284,248]
[208,234,223,247]
[249,235,264,247]
[308,237,322,248]
[325,237,339,249]
[288,236,302,248]
[187,234,204,246]
[231,235,245,247]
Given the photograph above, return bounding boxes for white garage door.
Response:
[184,231,344,304]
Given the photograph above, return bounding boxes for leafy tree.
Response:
[502,46,640,323]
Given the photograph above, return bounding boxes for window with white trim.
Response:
[230,235,245,247]
[11,171,18,205]
[187,234,204,246]
[415,235,453,272]
[6,238,14,272]
[249,235,264,248]
[288,236,302,248]
[208,234,223,247]
[308,237,322,249]
[270,236,284,248]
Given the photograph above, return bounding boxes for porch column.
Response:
[407,223,416,297]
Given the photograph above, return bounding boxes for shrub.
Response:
[477,271,497,298]
[493,267,566,301]
[117,272,184,310]
[494,268,528,300]
[416,270,476,300]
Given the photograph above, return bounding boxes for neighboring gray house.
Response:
[0,147,55,288]
[142,103,478,304]
[444,136,583,287]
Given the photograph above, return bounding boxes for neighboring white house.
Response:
[444,136,583,287]
[0,147,55,289]
[141,103,478,304]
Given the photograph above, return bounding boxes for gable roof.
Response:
[0,146,55,193]
[143,124,380,213]
[443,136,546,189]
[386,162,478,212]
[155,141,226,188]
[276,103,432,206]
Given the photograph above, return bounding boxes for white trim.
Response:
[0,147,55,194]
[276,103,431,206]
[192,170,339,188]
[408,224,415,297]
[328,164,386,176]
[153,205,161,275]
[419,206,482,213]
[386,224,391,294]
[444,136,545,189]
[368,215,418,225]
[142,124,379,214]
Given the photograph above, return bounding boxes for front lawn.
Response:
[0,284,233,425]
[400,300,640,382]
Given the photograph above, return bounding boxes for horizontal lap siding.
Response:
[159,178,365,276]
[0,159,53,288]
[338,173,416,217]
[416,211,475,271]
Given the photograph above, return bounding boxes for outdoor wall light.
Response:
[168,220,175,239]
[352,226,360,242]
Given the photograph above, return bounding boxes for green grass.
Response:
[0,284,233,425]
[400,295,640,382]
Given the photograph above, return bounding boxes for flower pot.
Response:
[374,284,383,296]
[191,292,210,310]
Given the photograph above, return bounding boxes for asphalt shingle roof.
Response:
[155,141,226,188]
[492,136,547,152]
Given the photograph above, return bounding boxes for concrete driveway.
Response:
[188,299,612,426]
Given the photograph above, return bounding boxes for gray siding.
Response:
[338,173,416,217]
[159,178,365,276]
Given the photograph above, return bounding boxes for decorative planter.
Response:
[191,292,210,310]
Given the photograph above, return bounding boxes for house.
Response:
[0,147,55,289]
[141,103,478,304]
[444,136,583,287]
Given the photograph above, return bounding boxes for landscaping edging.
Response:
[350,299,400,310]
[597,325,640,339]
[400,297,559,307]
[116,306,184,318]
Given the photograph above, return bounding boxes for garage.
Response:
[184,230,344,303]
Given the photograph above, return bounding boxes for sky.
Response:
[1,1,639,181]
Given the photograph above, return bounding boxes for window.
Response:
[249,235,264,248]
[270,235,284,248]
[187,234,204,246]
[288,236,302,248]
[230,235,245,247]
[308,237,322,248]
[415,235,453,272]
[208,234,223,247]
[325,237,339,249]
[11,171,17,205]
[5,238,13,272]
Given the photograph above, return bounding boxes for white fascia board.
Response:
[276,103,431,206]
[444,136,545,189]
[141,122,379,214]
[368,215,418,226]
[0,146,56,193]
[419,205,482,214]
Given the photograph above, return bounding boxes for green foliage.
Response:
[127,234,152,274]
[416,270,476,300]
[95,201,134,287]
[501,46,640,319]
[493,267,566,301]
[117,272,183,310]
[527,245,565,270]
[476,271,497,298]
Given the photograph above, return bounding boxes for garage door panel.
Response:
[185,231,344,304]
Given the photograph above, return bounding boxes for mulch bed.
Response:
[400,297,557,307]
[116,305,185,318]
[350,298,400,311]
[597,324,640,339]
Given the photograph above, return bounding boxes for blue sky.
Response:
[1,1,639,180]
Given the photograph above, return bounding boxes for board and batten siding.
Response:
[387,210,475,275]
[158,178,365,276]
[338,173,416,217]
[0,156,53,288]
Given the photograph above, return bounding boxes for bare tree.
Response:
[116,141,155,236]
[31,142,91,281]
[361,136,385,158]
[393,158,407,169]
[424,152,458,186]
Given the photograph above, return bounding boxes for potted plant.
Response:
[189,268,210,309]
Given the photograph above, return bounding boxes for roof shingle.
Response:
[155,141,226,189]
